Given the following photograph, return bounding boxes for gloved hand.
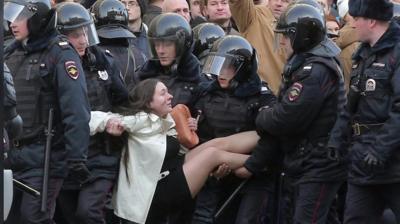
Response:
[363,149,384,169]
[68,161,94,185]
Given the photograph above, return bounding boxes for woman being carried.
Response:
[89,79,256,224]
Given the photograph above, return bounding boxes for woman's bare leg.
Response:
[182,147,250,198]
[185,131,259,162]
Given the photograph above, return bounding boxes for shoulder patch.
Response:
[287,82,303,102]
[65,61,79,80]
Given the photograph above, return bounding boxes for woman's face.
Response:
[149,82,173,117]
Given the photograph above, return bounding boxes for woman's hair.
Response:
[117,78,160,116]
[115,78,160,185]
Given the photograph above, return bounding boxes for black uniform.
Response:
[4,31,90,224]
[191,35,277,224]
[56,45,128,224]
[343,21,400,224]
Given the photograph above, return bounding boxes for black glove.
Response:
[68,161,94,185]
[363,149,384,168]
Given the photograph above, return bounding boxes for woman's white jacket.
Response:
[89,111,176,224]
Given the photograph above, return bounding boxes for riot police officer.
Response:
[54,2,128,223]
[136,13,203,107]
[344,0,400,223]
[91,0,147,87]
[242,3,348,223]
[191,35,276,224]
[3,0,91,222]
[192,22,225,66]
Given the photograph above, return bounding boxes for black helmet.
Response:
[4,0,56,38]
[91,0,135,39]
[393,3,400,22]
[56,2,100,46]
[91,0,129,27]
[275,3,326,53]
[192,23,225,61]
[148,13,192,61]
[293,0,325,17]
[202,35,253,81]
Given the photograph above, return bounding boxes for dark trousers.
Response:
[56,178,113,224]
[5,176,63,224]
[344,183,400,224]
[192,177,273,224]
[292,182,342,224]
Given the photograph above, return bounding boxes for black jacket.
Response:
[247,40,347,183]
[347,21,400,185]
[4,32,90,179]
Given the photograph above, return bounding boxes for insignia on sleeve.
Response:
[288,82,303,102]
[65,61,79,80]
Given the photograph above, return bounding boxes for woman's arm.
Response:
[89,111,121,135]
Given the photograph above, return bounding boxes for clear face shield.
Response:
[63,23,100,47]
[274,29,294,58]
[4,1,36,23]
[202,53,242,78]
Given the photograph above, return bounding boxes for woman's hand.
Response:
[106,117,124,136]
[234,167,253,179]
[187,117,198,131]
[212,163,231,180]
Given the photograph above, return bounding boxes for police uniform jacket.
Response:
[63,45,128,188]
[98,37,147,87]
[251,40,348,184]
[4,32,90,179]
[348,21,400,185]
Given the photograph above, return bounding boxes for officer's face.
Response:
[121,0,141,22]
[10,18,29,41]
[351,17,373,44]
[280,34,293,59]
[204,0,232,24]
[149,82,173,118]
[218,65,236,89]
[268,0,292,19]
[66,28,89,57]
[154,40,177,67]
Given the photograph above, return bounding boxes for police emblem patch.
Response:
[288,82,303,102]
[65,61,79,80]
[98,70,109,80]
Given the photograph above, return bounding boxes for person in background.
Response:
[188,0,208,27]
[336,0,359,92]
[162,0,192,22]
[119,0,151,57]
[143,0,163,26]
[91,0,147,87]
[202,0,240,35]
[228,0,290,95]
[326,14,340,41]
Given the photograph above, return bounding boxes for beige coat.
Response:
[336,23,360,93]
[89,111,176,224]
[229,0,286,95]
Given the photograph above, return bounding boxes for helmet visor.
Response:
[4,1,35,23]
[202,53,242,77]
[63,23,100,47]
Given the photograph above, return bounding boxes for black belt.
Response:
[352,123,383,136]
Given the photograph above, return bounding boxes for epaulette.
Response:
[260,82,272,94]
[104,49,114,57]
[58,41,71,50]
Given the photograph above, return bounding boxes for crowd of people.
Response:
[2,0,400,223]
